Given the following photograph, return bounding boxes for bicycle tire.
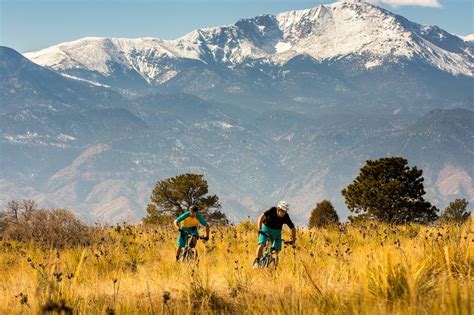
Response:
[272,254,279,268]
[178,246,189,262]
[182,248,197,262]
[188,248,197,262]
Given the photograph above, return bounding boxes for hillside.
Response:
[1,1,473,223]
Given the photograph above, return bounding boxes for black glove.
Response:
[201,236,209,241]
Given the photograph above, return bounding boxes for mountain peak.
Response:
[274,0,409,59]
[23,0,473,83]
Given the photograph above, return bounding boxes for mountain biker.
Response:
[174,205,209,261]
[253,200,296,267]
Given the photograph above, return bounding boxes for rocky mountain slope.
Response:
[1,1,473,223]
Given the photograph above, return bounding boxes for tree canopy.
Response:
[438,198,471,224]
[143,173,224,224]
[341,157,438,224]
[308,200,339,228]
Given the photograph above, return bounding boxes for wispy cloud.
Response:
[368,0,442,8]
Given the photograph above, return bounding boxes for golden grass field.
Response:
[0,220,472,314]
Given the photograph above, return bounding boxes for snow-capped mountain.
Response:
[2,44,473,223]
[2,1,473,223]
[25,1,472,90]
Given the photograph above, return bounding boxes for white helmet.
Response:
[277,200,290,212]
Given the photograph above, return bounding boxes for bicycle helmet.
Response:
[277,200,289,212]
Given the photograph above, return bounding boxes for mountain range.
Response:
[1,1,473,223]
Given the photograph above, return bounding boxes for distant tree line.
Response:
[308,156,470,228]
[4,156,469,241]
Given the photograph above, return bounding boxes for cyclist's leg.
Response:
[176,231,188,261]
[253,232,268,267]
[265,226,282,252]
[272,250,280,267]
[188,235,199,260]
[189,235,198,248]
[267,227,282,267]
[272,236,282,252]
[256,231,268,259]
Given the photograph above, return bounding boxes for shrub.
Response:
[1,207,92,249]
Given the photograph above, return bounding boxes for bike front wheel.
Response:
[184,248,198,262]
[271,254,279,268]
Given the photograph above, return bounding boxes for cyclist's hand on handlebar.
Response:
[201,236,209,242]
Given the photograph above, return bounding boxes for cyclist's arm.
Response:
[196,214,209,239]
[257,213,266,230]
[286,215,296,243]
[175,211,190,230]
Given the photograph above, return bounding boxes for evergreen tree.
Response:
[143,173,223,224]
[341,157,438,224]
[308,200,339,228]
[439,199,470,224]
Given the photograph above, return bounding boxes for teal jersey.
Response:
[176,211,207,227]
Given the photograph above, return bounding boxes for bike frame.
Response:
[258,230,293,268]
[178,229,206,262]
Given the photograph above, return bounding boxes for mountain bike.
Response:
[177,229,208,263]
[257,230,294,269]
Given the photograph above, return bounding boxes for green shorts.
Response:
[177,226,198,248]
[258,224,282,251]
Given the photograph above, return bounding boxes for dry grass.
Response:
[0,220,472,314]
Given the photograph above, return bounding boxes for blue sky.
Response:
[1,0,472,53]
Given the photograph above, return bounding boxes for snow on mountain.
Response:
[461,34,474,42]
[274,2,472,74]
[25,37,201,84]
[25,1,473,86]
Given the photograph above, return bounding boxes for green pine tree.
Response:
[143,173,223,224]
[341,157,438,224]
[308,200,339,228]
[439,199,471,224]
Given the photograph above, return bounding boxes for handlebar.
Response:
[179,228,208,241]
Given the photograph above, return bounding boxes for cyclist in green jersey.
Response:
[174,205,209,261]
